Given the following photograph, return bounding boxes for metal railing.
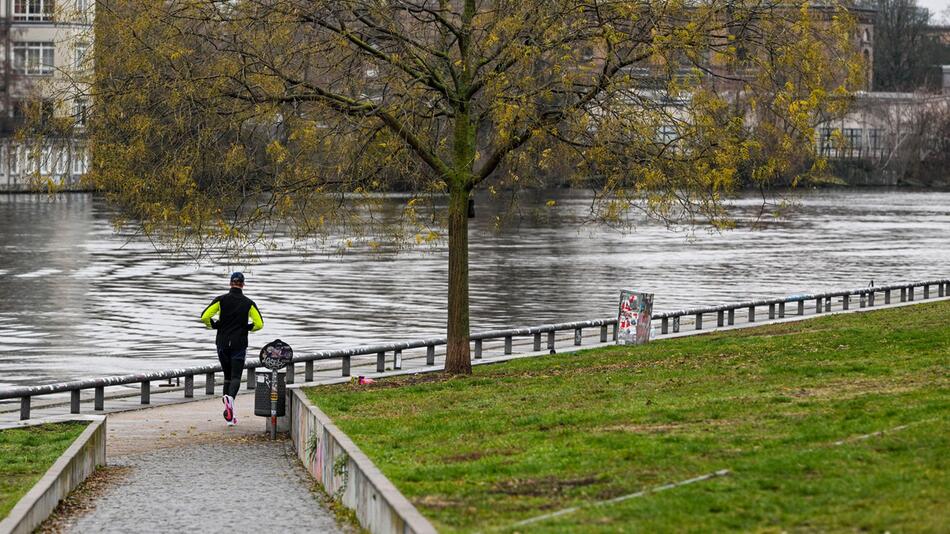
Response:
[1,279,947,421]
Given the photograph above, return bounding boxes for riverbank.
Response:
[306,300,950,532]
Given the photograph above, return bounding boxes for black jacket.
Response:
[200,287,264,350]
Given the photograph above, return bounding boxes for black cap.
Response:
[230,272,245,284]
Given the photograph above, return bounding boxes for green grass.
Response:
[306,302,950,533]
[0,421,88,519]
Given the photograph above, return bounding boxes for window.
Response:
[12,99,55,125]
[868,128,884,151]
[40,145,52,175]
[10,146,20,175]
[74,44,89,70]
[73,98,88,126]
[13,42,55,75]
[843,128,863,150]
[72,146,88,175]
[14,0,54,22]
[55,147,67,174]
[819,128,834,155]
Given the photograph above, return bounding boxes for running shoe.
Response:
[222,395,233,423]
[227,416,237,427]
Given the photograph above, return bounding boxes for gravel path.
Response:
[66,438,342,533]
[47,394,345,533]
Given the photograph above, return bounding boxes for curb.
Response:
[0,415,106,534]
[288,388,437,534]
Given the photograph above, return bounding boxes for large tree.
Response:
[871,0,945,91]
[85,0,860,373]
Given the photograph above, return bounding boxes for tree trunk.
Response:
[444,183,472,374]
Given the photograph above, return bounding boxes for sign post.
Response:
[617,290,654,345]
[258,340,293,440]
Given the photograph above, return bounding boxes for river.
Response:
[1,188,948,389]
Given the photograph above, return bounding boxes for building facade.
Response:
[1,0,92,191]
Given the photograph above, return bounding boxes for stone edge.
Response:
[288,387,438,534]
[0,415,106,534]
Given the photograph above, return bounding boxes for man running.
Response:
[200,272,264,425]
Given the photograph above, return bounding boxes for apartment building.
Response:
[1,0,92,191]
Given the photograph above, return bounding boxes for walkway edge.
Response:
[289,387,438,534]
[0,415,106,534]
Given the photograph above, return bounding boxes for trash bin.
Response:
[254,371,286,417]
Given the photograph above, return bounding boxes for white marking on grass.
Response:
[507,469,730,529]
[831,418,935,447]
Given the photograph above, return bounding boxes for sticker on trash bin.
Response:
[617,290,653,345]
[260,339,293,370]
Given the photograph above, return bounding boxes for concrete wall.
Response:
[289,388,437,534]
[0,415,106,534]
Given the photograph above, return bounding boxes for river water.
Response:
[1,189,948,389]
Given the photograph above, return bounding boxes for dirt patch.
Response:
[412,494,465,510]
[35,465,132,533]
[492,475,599,497]
[442,448,520,463]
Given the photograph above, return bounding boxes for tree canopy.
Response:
[85,0,863,373]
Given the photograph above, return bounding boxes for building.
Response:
[0,0,92,191]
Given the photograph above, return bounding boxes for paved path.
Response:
[55,395,345,533]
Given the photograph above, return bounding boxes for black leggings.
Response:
[217,347,247,398]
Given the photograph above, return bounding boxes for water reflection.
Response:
[1,189,948,388]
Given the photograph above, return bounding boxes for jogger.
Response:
[200,272,264,425]
[217,347,247,399]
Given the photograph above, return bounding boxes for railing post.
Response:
[426,345,435,365]
[611,322,618,341]
[92,386,104,410]
[900,287,907,302]
[815,298,822,314]
[505,336,514,354]
[859,293,866,308]
[728,308,735,325]
[885,289,891,304]
[825,297,832,313]
[672,316,680,333]
[924,284,930,299]
[20,397,30,420]
[141,381,150,404]
[695,313,703,330]
[842,295,850,310]
[599,326,607,343]
[393,349,402,370]
[547,331,555,350]
[717,310,724,327]
[342,356,351,377]
[286,363,295,384]
[184,375,193,398]
[533,333,542,351]
[377,351,385,373]
[748,306,755,323]
[661,317,669,334]
[247,367,256,390]
[71,390,81,414]
[574,328,583,345]
[474,340,482,359]
[769,303,775,320]
[909,286,915,301]
[797,300,805,316]
[205,372,215,395]
[779,302,786,318]
[305,360,314,382]
[940,283,945,298]
[868,291,875,307]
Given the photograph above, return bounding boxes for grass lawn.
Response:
[0,421,88,519]
[306,301,950,533]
